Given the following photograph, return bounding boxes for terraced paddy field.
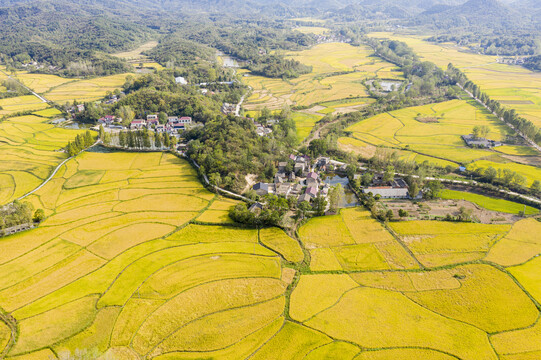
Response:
[242,42,400,140]
[339,98,510,166]
[368,32,541,128]
[0,103,84,205]
[291,208,541,360]
[1,160,540,359]
[0,95,49,116]
[41,73,131,103]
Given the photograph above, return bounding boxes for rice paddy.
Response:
[368,32,541,128]
[1,46,540,360]
[1,153,540,358]
[0,104,84,205]
[339,98,518,166]
[242,42,400,140]
[43,74,131,103]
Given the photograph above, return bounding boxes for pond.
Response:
[321,173,360,208]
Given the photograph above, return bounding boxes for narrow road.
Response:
[17,141,100,201]
[183,154,254,203]
[0,68,49,103]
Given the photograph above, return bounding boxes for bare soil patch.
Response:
[381,199,521,224]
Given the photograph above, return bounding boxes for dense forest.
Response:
[524,55,541,72]
[186,111,298,192]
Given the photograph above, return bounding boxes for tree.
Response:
[484,167,497,182]
[361,172,374,187]
[154,132,162,149]
[158,112,168,124]
[84,131,94,147]
[328,184,345,213]
[531,180,541,194]
[312,196,328,216]
[408,182,419,199]
[513,173,527,187]
[119,131,127,148]
[423,180,442,199]
[33,209,45,223]
[117,106,135,127]
[383,165,395,183]
[308,139,328,157]
[163,133,170,148]
[398,209,408,218]
[99,125,105,140]
[502,169,515,185]
[296,201,312,221]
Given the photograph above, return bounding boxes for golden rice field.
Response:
[0,95,49,116]
[368,32,541,128]
[242,42,401,112]
[340,98,510,165]
[42,74,131,103]
[1,152,540,359]
[294,26,329,35]
[0,105,84,205]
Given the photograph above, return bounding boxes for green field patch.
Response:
[259,227,304,263]
[440,189,538,215]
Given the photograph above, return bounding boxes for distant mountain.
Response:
[413,0,529,31]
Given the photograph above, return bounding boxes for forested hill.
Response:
[412,0,531,31]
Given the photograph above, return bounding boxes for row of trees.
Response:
[447,64,541,145]
[65,131,95,157]
[100,127,177,150]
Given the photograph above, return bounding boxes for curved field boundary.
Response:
[17,141,99,202]
[0,309,17,358]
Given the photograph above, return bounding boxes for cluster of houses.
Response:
[130,115,192,134]
[462,134,503,149]
[251,154,417,207]
[252,155,337,205]
[253,118,278,137]
[97,114,194,136]
[497,57,525,65]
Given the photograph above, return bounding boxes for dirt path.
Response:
[0,310,17,358]
[242,174,258,194]
[303,117,342,145]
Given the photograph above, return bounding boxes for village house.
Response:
[305,172,319,186]
[130,119,147,130]
[298,194,312,204]
[147,114,158,122]
[147,118,159,126]
[362,178,410,199]
[76,104,85,112]
[275,183,292,197]
[253,182,273,196]
[462,134,503,148]
[290,183,303,195]
[222,103,236,115]
[278,162,288,172]
[175,76,188,85]
[305,186,319,198]
[179,116,192,125]
[98,115,116,125]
